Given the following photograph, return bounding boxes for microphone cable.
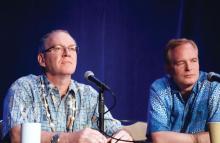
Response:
[103,90,116,114]
[95,118,148,143]
[100,129,147,143]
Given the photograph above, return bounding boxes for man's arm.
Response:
[151,131,210,143]
[10,125,109,143]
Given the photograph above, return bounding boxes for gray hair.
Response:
[38,29,76,53]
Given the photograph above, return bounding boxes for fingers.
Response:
[74,128,133,143]
[110,130,133,143]
[77,128,108,143]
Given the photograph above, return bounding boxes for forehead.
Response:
[169,43,198,61]
[45,31,76,48]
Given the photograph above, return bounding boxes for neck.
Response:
[179,84,194,98]
[45,73,71,97]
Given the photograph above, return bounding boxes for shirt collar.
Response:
[41,74,76,97]
[68,80,79,97]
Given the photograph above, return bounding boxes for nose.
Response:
[185,62,192,71]
[62,48,71,56]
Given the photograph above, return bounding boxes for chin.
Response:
[183,79,197,86]
[59,70,75,75]
[60,67,76,73]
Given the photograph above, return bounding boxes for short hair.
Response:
[164,38,198,65]
[37,29,77,72]
[38,29,76,53]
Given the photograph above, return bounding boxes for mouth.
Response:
[61,61,72,64]
[184,74,195,78]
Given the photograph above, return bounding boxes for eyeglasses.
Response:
[42,44,79,54]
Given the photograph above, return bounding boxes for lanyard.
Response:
[40,76,76,132]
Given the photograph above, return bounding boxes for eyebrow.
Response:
[174,57,198,63]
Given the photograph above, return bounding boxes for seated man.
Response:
[2,29,132,143]
[147,38,220,143]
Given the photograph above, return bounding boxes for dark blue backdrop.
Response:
[1,0,220,123]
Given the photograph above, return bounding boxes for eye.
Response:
[68,47,76,51]
[53,46,62,51]
[191,58,198,63]
[176,61,185,66]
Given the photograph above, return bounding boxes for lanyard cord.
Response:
[39,76,76,132]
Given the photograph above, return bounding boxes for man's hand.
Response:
[72,128,108,143]
[108,129,133,143]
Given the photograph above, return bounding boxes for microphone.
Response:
[84,71,111,91]
[207,72,220,82]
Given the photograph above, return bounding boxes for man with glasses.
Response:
[2,29,132,143]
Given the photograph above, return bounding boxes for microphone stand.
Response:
[98,88,105,133]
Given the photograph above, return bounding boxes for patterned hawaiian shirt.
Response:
[2,74,121,139]
[147,71,220,135]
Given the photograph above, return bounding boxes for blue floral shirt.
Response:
[147,71,220,135]
[2,74,121,139]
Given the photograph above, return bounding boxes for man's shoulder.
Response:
[70,80,98,96]
[71,80,92,89]
[198,71,208,81]
[151,75,170,89]
[5,74,41,101]
[16,74,38,81]
[10,74,40,89]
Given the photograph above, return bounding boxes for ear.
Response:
[37,53,46,68]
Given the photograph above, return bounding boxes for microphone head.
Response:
[207,72,215,81]
[84,71,94,80]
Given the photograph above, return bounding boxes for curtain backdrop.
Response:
[1,0,220,122]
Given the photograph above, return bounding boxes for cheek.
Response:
[72,55,77,64]
[47,56,60,66]
[173,67,185,75]
[195,63,200,70]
